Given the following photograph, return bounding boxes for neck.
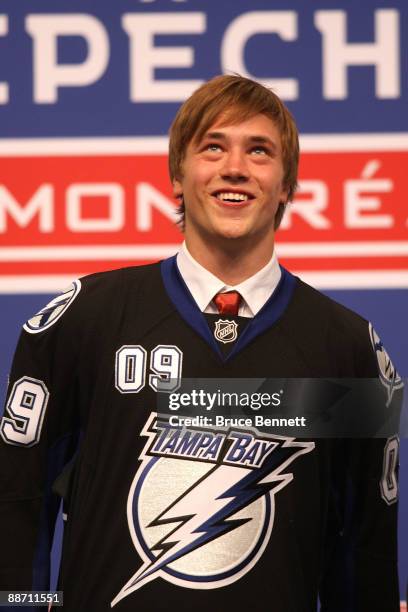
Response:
[185,235,275,285]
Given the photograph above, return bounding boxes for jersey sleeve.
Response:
[320,323,403,612]
[320,437,400,612]
[0,283,82,606]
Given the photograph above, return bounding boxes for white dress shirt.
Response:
[176,242,281,318]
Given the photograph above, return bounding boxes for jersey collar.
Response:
[176,242,281,317]
[161,255,297,362]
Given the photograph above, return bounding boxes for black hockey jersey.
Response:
[0,258,402,612]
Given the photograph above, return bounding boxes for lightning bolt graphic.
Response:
[36,295,71,324]
[111,433,314,607]
[374,339,403,406]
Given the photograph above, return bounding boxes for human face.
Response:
[173,113,288,253]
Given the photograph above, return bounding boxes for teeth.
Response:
[216,192,249,202]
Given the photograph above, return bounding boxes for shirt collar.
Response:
[176,242,281,316]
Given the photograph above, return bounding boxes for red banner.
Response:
[0,136,407,290]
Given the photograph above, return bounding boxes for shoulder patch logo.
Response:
[369,323,404,405]
[23,280,81,334]
[214,319,238,343]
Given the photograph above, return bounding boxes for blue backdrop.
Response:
[0,0,407,603]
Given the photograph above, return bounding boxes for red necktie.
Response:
[213,291,242,316]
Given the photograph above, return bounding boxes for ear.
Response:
[172,178,183,200]
[280,183,289,204]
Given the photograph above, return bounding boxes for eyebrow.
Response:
[202,131,278,152]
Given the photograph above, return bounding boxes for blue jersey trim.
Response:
[161,255,223,358]
[31,432,78,592]
[161,256,297,363]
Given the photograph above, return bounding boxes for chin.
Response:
[214,229,251,243]
[212,221,251,240]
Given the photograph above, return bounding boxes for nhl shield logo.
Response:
[214,319,238,344]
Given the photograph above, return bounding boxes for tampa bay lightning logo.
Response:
[111,413,314,607]
[23,280,81,334]
[369,323,403,405]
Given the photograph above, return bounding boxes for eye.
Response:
[250,146,268,155]
[204,143,222,153]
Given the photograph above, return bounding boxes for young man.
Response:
[0,75,402,611]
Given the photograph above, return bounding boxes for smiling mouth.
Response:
[213,191,253,205]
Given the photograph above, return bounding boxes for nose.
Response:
[220,148,249,182]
